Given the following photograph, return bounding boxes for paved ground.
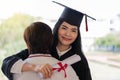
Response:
[86,51,120,68]
[89,61,120,80]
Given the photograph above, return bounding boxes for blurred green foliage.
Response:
[0,13,41,79]
[94,32,120,48]
[0,13,41,56]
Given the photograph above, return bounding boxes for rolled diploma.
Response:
[38,54,81,78]
[62,54,81,65]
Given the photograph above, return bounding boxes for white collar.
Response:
[56,46,72,57]
[29,54,51,58]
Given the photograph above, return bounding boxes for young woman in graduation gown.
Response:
[1,2,92,80]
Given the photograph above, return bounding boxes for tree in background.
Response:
[0,13,41,79]
[94,32,120,52]
[0,13,41,58]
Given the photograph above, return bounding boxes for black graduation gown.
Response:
[1,49,92,80]
[51,48,92,80]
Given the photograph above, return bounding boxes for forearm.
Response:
[1,49,28,79]
[21,62,36,72]
[21,63,53,78]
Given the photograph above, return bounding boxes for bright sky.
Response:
[0,0,62,19]
[0,0,120,52]
[0,0,120,38]
[0,0,120,20]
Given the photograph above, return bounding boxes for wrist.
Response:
[34,65,41,72]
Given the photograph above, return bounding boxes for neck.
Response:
[57,43,70,52]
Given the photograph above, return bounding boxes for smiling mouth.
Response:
[62,36,72,41]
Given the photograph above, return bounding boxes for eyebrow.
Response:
[62,24,78,30]
[61,24,67,27]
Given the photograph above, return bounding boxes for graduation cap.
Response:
[52,1,96,31]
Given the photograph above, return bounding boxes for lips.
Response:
[62,36,72,41]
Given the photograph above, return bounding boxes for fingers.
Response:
[37,63,53,79]
[45,64,53,77]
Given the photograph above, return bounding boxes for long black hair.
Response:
[51,18,83,55]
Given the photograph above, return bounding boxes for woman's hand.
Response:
[22,63,53,79]
[36,63,53,78]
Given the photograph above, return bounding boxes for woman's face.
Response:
[58,21,78,46]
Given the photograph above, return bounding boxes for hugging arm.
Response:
[1,49,29,79]
[1,49,53,79]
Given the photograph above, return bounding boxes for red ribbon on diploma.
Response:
[53,62,68,78]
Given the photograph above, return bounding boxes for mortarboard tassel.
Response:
[85,15,88,32]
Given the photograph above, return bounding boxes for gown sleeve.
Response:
[1,49,29,80]
[72,53,92,80]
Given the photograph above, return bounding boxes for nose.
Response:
[65,30,71,36]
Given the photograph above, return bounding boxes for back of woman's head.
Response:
[24,22,53,54]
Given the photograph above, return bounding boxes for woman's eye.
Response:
[72,29,77,33]
[62,27,67,30]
